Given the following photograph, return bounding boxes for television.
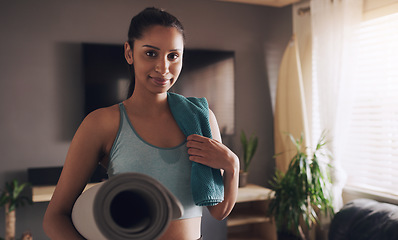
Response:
[83,43,235,135]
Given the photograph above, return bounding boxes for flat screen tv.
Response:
[83,43,235,135]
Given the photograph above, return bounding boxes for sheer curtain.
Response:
[310,0,363,210]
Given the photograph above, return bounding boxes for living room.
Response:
[1,0,397,239]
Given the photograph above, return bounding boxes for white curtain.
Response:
[310,0,363,210]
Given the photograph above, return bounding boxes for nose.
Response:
[155,57,170,75]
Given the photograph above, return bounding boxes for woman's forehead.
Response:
[135,25,184,51]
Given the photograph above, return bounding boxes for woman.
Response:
[43,7,239,240]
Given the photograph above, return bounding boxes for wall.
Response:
[0,0,292,238]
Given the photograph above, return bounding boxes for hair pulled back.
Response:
[126,7,185,98]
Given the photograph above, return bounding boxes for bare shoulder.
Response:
[73,104,121,154]
[84,104,120,127]
[79,104,120,136]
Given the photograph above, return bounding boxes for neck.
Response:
[125,91,169,116]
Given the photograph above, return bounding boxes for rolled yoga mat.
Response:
[71,173,183,240]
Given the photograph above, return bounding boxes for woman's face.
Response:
[126,25,184,95]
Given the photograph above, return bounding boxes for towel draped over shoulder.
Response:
[167,92,224,206]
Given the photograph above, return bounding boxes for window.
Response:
[341,12,398,198]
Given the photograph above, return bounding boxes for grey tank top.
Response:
[108,103,202,219]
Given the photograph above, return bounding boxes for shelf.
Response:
[32,183,99,202]
[228,210,271,227]
[228,222,277,239]
[236,184,274,203]
[228,184,277,240]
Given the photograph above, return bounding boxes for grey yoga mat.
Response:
[71,173,183,240]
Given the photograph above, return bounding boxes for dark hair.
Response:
[126,7,185,98]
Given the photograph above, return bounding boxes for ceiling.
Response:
[216,0,303,8]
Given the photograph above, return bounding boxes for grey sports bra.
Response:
[107,103,202,219]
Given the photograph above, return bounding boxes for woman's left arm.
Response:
[186,109,239,220]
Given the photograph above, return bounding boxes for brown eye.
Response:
[146,51,157,57]
[168,53,179,60]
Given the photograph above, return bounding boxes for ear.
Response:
[124,41,133,65]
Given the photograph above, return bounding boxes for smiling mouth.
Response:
[150,76,171,86]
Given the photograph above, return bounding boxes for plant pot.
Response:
[5,203,16,240]
[238,171,248,187]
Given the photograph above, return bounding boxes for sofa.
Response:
[329,198,398,240]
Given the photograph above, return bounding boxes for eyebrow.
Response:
[142,44,182,52]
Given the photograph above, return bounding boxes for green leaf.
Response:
[269,131,334,235]
[240,130,258,172]
[0,192,9,207]
[0,180,32,212]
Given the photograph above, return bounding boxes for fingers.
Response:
[186,135,239,173]
[187,147,205,157]
[187,134,209,149]
[188,155,206,165]
[186,134,224,168]
[187,134,206,142]
[186,144,207,165]
[186,134,211,163]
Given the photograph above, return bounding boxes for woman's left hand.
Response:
[186,134,239,173]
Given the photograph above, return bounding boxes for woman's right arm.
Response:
[43,108,116,239]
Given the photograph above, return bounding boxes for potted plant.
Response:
[268,132,334,240]
[0,180,32,240]
[239,130,258,187]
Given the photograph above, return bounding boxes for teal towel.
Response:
[168,92,224,206]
